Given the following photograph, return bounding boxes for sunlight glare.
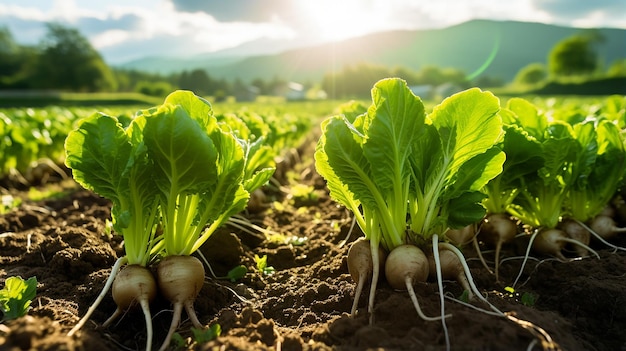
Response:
[299,0,379,41]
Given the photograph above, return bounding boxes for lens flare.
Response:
[466,31,501,81]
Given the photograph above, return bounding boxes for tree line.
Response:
[1,23,623,99]
[514,30,626,86]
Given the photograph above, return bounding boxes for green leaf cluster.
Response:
[0,276,37,321]
[496,97,626,228]
[315,78,504,251]
[65,91,275,262]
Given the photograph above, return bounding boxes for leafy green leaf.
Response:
[192,324,221,343]
[521,292,537,307]
[164,90,213,128]
[142,99,249,256]
[143,104,218,196]
[428,88,502,177]
[0,276,37,321]
[64,113,132,205]
[65,113,159,265]
[316,116,375,211]
[409,87,504,237]
[226,265,247,282]
[506,97,548,140]
[254,254,275,276]
[363,78,425,198]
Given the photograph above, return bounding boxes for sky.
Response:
[1,0,625,64]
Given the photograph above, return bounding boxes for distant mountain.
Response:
[117,20,626,82]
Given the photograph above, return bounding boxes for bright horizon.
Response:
[1,0,624,64]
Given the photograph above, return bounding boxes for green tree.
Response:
[392,66,420,85]
[0,27,39,89]
[35,23,116,91]
[548,34,600,77]
[607,59,626,77]
[178,69,212,95]
[135,80,174,97]
[0,27,20,72]
[514,63,547,85]
[416,65,467,86]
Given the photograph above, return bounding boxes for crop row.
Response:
[2,83,625,350]
[0,99,318,187]
[315,79,626,349]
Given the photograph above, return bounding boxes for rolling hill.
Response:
[119,19,626,83]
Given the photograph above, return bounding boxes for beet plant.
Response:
[315,78,505,347]
[562,118,626,249]
[137,91,273,351]
[478,99,544,280]
[505,99,618,262]
[65,110,162,351]
[64,90,274,351]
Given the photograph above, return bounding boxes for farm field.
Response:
[1,87,626,351]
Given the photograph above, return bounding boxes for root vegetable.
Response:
[479,213,517,281]
[558,218,590,257]
[384,245,443,321]
[427,247,473,300]
[599,205,616,218]
[589,215,626,240]
[347,237,386,316]
[445,224,476,247]
[157,255,206,351]
[103,265,156,351]
[532,228,598,260]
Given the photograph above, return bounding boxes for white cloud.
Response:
[91,29,131,49]
[0,0,624,64]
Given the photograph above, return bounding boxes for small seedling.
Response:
[521,292,537,307]
[226,265,247,282]
[171,333,187,348]
[254,254,275,276]
[171,323,221,349]
[504,286,537,307]
[0,195,21,215]
[191,323,221,343]
[0,276,37,321]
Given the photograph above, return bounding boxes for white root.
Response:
[428,247,473,300]
[385,244,447,322]
[431,237,451,351]
[347,237,385,317]
[67,256,128,337]
[573,219,626,253]
[532,228,600,261]
[559,218,590,257]
[438,237,562,350]
[368,237,382,325]
[438,240,504,315]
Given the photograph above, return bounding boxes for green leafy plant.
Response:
[171,323,222,349]
[226,265,247,282]
[65,109,162,351]
[254,254,275,276]
[191,323,221,343]
[65,90,275,351]
[0,194,21,215]
[478,99,544,280]
[503,98,608,260]
[315,78,505,342]
[521,292,537,307]
[0,276,37,321]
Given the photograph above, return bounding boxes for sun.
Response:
[297,0,380,42]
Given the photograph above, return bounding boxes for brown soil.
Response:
[1,140,626,351]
